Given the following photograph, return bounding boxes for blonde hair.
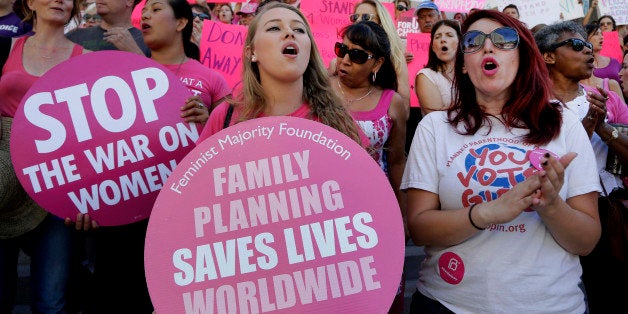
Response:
[355,0,405,79]
[237,2,362,144]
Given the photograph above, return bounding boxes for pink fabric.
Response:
[583,84,628,124]
[350,89,394,171]
[0,36,83,117]
[162,59,231,109]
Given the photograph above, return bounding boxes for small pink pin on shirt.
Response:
[529,148,559,171]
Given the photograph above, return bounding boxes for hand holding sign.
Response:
[145,116,405,313]
[10,51,197,226]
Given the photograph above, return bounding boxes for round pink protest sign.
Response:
[145,116,405,313]
[10,50,197,226]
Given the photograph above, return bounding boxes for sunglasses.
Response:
[548,38,593,52]
[193,13,210,20]
[396,4,408,11]
[349,13,376,23]
[461,27,519,54]
[83,13,101,21]
[334,42,374,64]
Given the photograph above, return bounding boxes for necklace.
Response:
[174,55,186,76]
[337,80,373,105]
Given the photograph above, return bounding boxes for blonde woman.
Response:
[197,2,363,145]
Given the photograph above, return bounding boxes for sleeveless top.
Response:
[350,89,394,173]
[593,57,621,84]
[0,36,84,117]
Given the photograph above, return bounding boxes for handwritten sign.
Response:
[301,0,359,28]
[10,51,196,226]
[435,0,487,12]
[144,116,405,313]
[599,0,628,25]
[313,24,342,67]
[559,0,585,21]
[199,20,247,92]
[406,32,432,108]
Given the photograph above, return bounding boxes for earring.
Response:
[371,71,377,82]
[251,54,257,62]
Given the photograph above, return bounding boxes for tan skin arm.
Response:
[407,153,600,255]
[582,0,598,25]
[415,73,447,116]
[386,92,409,239]
[585,87,628,166]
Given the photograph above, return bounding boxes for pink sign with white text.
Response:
[145,116,405,313]
[10,51,197,226]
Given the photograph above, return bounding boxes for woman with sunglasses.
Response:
[197,2,364,147]
[536,21,628,312]
[394,0,410,20]
[332,21,407,313]
[402,11,601,313]
[415,19,461,116]
[329,0,411,105]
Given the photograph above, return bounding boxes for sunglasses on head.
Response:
[396,4,408,11]
[193,12,210,20]
[548,38,592,52]
[349,13,376,23]
[461,27,519,54]
[334,42,374,64]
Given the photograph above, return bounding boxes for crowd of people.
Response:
[1,0,627,313]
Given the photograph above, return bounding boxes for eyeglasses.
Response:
[599,22,613,26]
[461,27,519,54]
[193,13,210,20]
[334,42,374,64]
[396,4,408,11]
[83,13,101,21]
[548,38,592,52]
[349,13,376,23]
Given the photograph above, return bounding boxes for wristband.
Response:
[468,204,485,230]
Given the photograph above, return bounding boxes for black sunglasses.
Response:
[349,13,376,23]
[193,13,210,20]
[548,38,592,52]
[461,27,519,54]
[334,42,374,64]
[396,4,408,11]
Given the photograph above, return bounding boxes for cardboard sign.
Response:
[199,20,247,93]
[396,10,420,39]
[301,0,359,28]
[406,32,432,108]
[10,51,197,226]
[599,0,628,25]
[145,116,405,313]
[435,0,487,13]
[313,24,342,67]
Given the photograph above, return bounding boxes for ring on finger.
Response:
[197,103,205,109]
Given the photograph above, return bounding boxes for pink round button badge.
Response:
[145,116,405,313]
[10,50,196,226]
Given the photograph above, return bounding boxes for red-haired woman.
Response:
[402,10,600,313]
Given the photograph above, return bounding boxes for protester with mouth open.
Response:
[402,10,600,313]
[415,19,461,116]
[197,2,365,148]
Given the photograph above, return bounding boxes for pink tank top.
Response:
[0,36,84,117]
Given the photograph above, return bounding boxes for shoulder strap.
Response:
[223,104,234,129]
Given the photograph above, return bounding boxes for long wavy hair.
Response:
[448,10,561,145]
[354,0,405,85]
[341,21,397,91]
[237,2,362,144]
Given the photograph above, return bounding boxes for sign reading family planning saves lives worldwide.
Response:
[145,116,405,313]
[10,51,197,226]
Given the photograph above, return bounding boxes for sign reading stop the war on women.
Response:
[145,116,405,313]
[10,51,198,226]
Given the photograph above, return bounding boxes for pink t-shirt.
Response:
[197,102,313,143]
[0,36,84,117]
[163,59,231,111]
[197,102,372,148]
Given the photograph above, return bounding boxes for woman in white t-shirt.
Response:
[402,10,600,313]
[415,19,461,116]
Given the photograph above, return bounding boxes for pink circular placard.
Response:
[10,50,196,226]
[145,116,405,313]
